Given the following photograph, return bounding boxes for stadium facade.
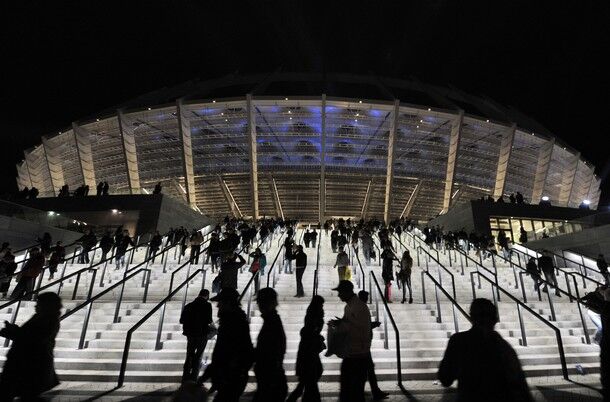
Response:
[16,73,601,222]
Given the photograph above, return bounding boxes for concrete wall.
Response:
[527,224,610,258]
[427,202,475,232]
[0,215,83,251]
[157,196,213,234]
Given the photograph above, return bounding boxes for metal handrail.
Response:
[117,268,204,387]
[59,239,182,350]
[266,231,288,288]
[368,271,403,387]
[470,270,569,380]
[168,238,212,296]
[420,270,471,333]
[453,247,501,301]
[415,246,456,300]
[353,244,366,291]
[405,230,440,262]
[313,231,321,296]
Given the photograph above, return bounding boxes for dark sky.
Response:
[2,1,609,206]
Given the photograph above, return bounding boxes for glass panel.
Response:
[497,218,510,230]
[489,218,499,229]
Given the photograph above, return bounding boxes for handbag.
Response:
[249,260,260,273]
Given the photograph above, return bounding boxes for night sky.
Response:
[2,1,609,206]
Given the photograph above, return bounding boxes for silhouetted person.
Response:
[77,228,97,264]
[381,245,396,302]
[29,186,39,199]
[398,250,413,304]
[597,254,609,285]
[115,230,135,270]
[96,181,104,196]
[519,226,528,244]
[102,181,109,195]
[330,280,372,402]
[253,288,287,401]
[199,287,253,401]
[99,231,114,262]
[0,292,62,401]
[180,289,213,382]
[438,298,532,402]
[334,246,350,283]
[526,257,542,291]
[149,231,163,262]
[287,295,325,402]
[10,247,44,300]
[358,290,388,400]
[153,182,162,194]
[38,232,52,258]
[219,250,245,290]
[48,241,65,279]
[293,245,307,297]
[509,193,516,204]
[0,251,17,298]
[538,250,561,297]
[304,229,311,248]
[516,191,524,204]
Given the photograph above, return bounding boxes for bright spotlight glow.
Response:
[541,196,549,201]
[111,209,119,214]
[583,199,591,205]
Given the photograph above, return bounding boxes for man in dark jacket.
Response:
[438,298,532,402]
[219,251,246,290]
[538,250,561,297]
[77,229,97,264]
[199,288,253,401]
[149,231,163,263]
[115,230,135,270]
[253,288,287,401]
[597,254,609,285]
[0,292,62,400]
[292,245,307,298]
[99,231,114,262]
[180,289,213,382]
[10,247,45,300]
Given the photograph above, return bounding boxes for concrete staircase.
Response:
[0,227,600,386]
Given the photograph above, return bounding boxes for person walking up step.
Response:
[180,289,212,382]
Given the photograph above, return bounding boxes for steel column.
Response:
[531,138,555,204]
[492,124,516,200]
[176,99,198,208]
[361,179,372,220]
[320,94,327,223]
[218,176,243,218]
[383,100,400,224]
[41,137,64,196]
[442,110,464,213]
[72,123,97,189]
[558,152,580,207]
[400,181,421,219]
[246,94,260,219]
[117,110,141,195]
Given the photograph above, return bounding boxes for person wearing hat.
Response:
[199,287,253,400]
[0,292,62,400]
[329,280,372,402]
[180,289,213,382]
[292,245,307,297]
[253,288,287,401]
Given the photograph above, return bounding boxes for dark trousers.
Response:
[253,368,287,402]
[10,277,35,300]
[190,245,201,264]
[340,356,368,402]
[214,374,248,402]
[367,352,382,394]
[79,247,91,264]
[183,336,207,382]
[295,267,305,296]
[542,269,560,294]
[287,377,321,402]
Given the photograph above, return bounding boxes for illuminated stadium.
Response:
[17,73,601,221]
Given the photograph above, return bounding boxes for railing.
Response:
[420,270,471,333]
[116,267,206,387]
[266,231,288,288]
[470,270,569,379]
[353,244,366,291]
[414,246,456,300]
[59,241,181,349]
[368,270,403,387]
[313,232,321,296]
[453,247,501,301]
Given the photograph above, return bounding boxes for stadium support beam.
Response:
[320,94,327,223]
[42,137,64,197]
[24,151,43,191]
[361,179,372,220]
[16,161,32,189]
[383,100,400,224]
[492,124,516,200]
[270,177,284,220]
[72,123,97,189]
[442,110,464,214]
[531,138,555,204]
[117,109,141,195]
[176,99,198,209]
[558,152,580,207]
[246,94,260,219]
[400,181,421,219]
[218,176,243,218]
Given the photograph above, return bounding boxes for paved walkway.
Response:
[44,376,603,401]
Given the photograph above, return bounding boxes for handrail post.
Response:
[155,302,167,350]
[547,289,557,321]
[517,304,527,346]
[4,299,22,347]
[421,271,426,304]
[571,274,591,344]
[519,272,528,303]
[434,285,442,323]
[142,269,151,303]
[99,261,108,287]
[72,272,81,300]
[57,261,68,295]
[382,305,389,349]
